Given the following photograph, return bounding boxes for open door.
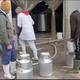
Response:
[55,2,63,32]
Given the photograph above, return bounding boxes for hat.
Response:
[15,7,23,14]
[1,0,11,12]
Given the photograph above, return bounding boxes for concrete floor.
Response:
[0,33,80,79]
[33,64,80,79]
[0,57,80,79]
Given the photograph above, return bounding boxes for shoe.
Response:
[33,52,38,61]
[4,74,15,79]
[11,70,16,75]
[10,61,16,75]
[32,57,38,61]
[3,64,15,79]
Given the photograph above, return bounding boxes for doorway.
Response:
[55,2,63,33]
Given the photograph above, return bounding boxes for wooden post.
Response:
[47,0,57,39]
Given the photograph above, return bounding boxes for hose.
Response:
[49,43,57,59]
[32,43,57,66]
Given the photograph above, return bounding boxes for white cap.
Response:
[15,7,23,13]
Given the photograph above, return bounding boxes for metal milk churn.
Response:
[38,52,53,77]
[18,52,30,60]
[66,41,76,67]
[67,41,76,53]
[17,53,33,79]
[17,68,33,79]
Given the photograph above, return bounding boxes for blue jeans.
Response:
[1,43,16,65]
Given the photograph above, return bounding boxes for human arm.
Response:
[17,14,22,38]
[0,15,10,44]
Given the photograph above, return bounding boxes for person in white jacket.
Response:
[16,7,38,60]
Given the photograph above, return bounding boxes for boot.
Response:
[3,64,15,79]
[33,52,38,60]
[10,61,16,75]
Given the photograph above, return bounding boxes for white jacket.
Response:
[17,13,36,40]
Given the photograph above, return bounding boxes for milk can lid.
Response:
[20,54,30,57]
[40,52,50,56]
[18,59,30,63]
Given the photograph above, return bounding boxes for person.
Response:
[0,0,16,79]
[16,7,38,60]
[70,10,80,60]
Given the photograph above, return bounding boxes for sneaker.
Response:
[11,70,16,75]
[4,74,15,79]
[32,57,38,61]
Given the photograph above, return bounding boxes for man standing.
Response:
[16,7,38,60]
[70,10,80,60]
[0,0,16,79]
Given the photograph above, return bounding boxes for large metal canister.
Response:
[39,52,53,77]
[17,53,33,79]
[18,52,30,60]
[17,59,32,70]
[67,41,76,53]
[17,68,33,79]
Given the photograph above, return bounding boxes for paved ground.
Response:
[33,64,80,79]
[0,56,80,79]
[0,33,80,79]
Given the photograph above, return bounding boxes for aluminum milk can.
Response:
[39,52,53,77]
[17,53,33,79]
[67,41,76,53]
[17,59,32,70]
[18,52,30,60]
[17,68,33,79]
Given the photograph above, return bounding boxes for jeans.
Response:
[1,43,16,65]
[75,38,80,60]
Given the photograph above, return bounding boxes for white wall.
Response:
[63,0,80,38]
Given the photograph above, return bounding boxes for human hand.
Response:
[0,39,2,43]
[7,44,12,50]
[0,37,2,43]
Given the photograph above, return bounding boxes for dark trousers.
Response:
[75,38,80,60]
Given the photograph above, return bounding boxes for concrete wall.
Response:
[63,0,80,38]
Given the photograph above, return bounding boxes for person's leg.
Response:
[19,40,26,54]
[1,43,15,79]
[75,38,80,60]
[27,40,38,60]
[3,64,15,79]
[10,43,16,74]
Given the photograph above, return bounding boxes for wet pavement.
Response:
[0,34,80,79]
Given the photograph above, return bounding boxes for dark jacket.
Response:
[70,10,80,40]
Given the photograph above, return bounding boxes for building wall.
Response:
[63,0,80,38]
[26,0,60,39]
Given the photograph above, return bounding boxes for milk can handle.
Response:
[49,44,57,59]
[32,44,57,66]
[16,59,22,67]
